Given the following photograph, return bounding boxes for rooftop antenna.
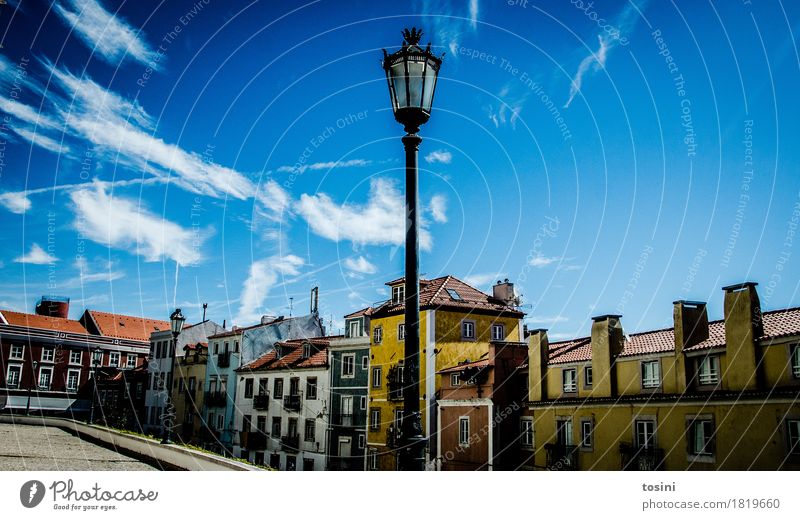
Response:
[289,297,294,317]
[202,303,208,322]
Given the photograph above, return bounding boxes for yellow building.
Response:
[171,342,208,445]
[365,276,524,470]
[523,282,800,470]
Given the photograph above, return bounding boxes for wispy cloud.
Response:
[424,149,452,164]
[429,194,448,223]
[69,182,208,266]
[487,82,526,129]
[529,254,560,267]
[235,254,304,325]
[564,34,609,109]
[463,272,506,288]
[14,243,58,264]
[64,256,125,287]
[418,0,480,55]
[344,255,377,274]
[0,192,32,214]
[294,178,436,251]
[528,315,569,325]
[276,159,371,175]
[54,0,158,67]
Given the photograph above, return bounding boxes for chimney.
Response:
[527,329,549,401]
[493,278,516,306]
[590,315,624,398]
[673,301,709,353]
[722,282,763,390]
[35,296,70,319]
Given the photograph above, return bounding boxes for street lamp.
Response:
[382,27,443,471]
[89,347,101,423]
[161,308,185,444]
[26,360,39,415]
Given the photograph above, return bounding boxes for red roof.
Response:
[344,307,373,319]
[84,310,170,342]
[0,310,89,334]
[438,359,492,374]
[239,336,340,371]
[374,275,523,317]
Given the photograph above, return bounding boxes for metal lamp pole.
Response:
[162,308,185,444]
[26,360,39,415]
[89,349,100,423]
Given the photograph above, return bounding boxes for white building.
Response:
[233,336,336,470]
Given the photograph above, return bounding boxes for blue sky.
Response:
[0,0,798,339]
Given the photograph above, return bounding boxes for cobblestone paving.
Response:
[0,423,157,471]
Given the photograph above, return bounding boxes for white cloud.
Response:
[564,34,609,109]
[420,0,480,59]
[65,256,125,287]
[294,178,434,251]
[424,149,452,164]
[0,97,61,130]
[469,0,479,28]
[235,254,304,325]
[11,127,71,155]
[344,256,377,274]
[69,182,207,266]
[54,0,158,67]
[528,315,569,324]
[463,272,506,288]
[255,180,292,222]
[15,243,58,264]
[529,254,559,267]
[276,159,371,175]
[429,194,447,223]
[0,192,32,214]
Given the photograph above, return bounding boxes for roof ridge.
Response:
[428,275,452,303]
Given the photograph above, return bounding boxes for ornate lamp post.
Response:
[26,360,39,415]
[161,308,185,444]
[89,347,101,423]
[382,28,443,471]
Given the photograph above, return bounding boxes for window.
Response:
[635,419,656,449]
[302,344,312,359]
[373,326,383,345]
[342,354,355,377]
[697,356,720,386]
[520,418,533,448]
[244,378,254,399]
[556,418,572,446]
[450,373,460,387]
[69,351,82,365]
[360,395,367,410]
[580,419,593,449]
[242,415,252,433]
[258,378,268,396]
[341,395,354,420]
[372,367,382,388]
[348,320,360,338]
[461,320,476,340]
[369,448,378,470]
[562,368,577,393]
[303,458,314,471]
[392,285,405,304]
[178,378,185,392]
[491,323,505,341]
[234,341,239,353]
[41,348,55,363]
[397,323,405,341]
[188,377,196,392]
[224,342,229,354]
[256,416,267,433]
[286,456,296,471]
[38,367,53,390]
[126,354,137,368]
[109,352,120,367]
[271,417,281,437]
[306,377,317,400]
[394,409,404,430]
[361,356,369,370]
[370,408,381,431]
[459,417,470,446]
[359,434,366,449]
[6,365,22,388]
[642,360,661,389]
[787,420,800,455]
[791,345,800,379]
[273,379,284,399]
[688,418,715,458]
[10,345,24,360]
[304,419,316,442]
[584,365,593,387]
[213,342,219,355]
[446,288,462,300]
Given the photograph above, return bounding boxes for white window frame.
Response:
[341,354,356,378]
[392,285,404,305]
[370,409,381,431]
[369,448,378,470]
[520,418,534,448]
[9,345,24,360]
[787,419,800,455]
[373,326,383,345]
[66,369,81,392]
[641,360,661,389]
[562,368,577,393]
[358,434,366,449]
[450,373,460,387]
[41,347,55,363]
[398,323,405,341]
[697,356,720,386]
[348,320,361,338]
[556,418,573,446]
[791,344,800,379]
[109,351,120,368]
[584,365,593,387]
[580,419,593,450]
[38,366,53,390]
[69,350,82,366]
[372,367,382,388]
[491,323,505,341]
[688,417,715,459]
[126,353,137,368]
[6,364,22,389]
[361,356,369,370]
[341,395,354,417]
[635,419,656,449]
[461,320,476,340]
[360,395,367,410]
[458,416,470,447]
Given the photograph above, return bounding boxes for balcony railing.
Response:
[204,391,227,407]
[283,393,302,411]
[334,413,354,427]
[281,434,300,452]
[387,365,404,401]
[241,430,267,451]
[253,393,270,411]
[545,443,579,470]
[385,426,401,448]
[217,351,230,368]
[620,443,665,471]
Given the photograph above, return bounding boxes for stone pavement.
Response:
[0,423,156,471]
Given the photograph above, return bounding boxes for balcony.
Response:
[281,434,300,453]
[241,430,267,451]
[253,393,270,411]
[620,443,665,471]
[545,443,579,470]
[217,351,230,368]
[204,391,227,407]
[283,393,302,412]
[334,413,354,427]
[385,426,401,449]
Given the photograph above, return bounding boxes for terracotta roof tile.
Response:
[344,307,373,319]
[86,310,170,342]
[548,337,592,364]
[0,310,88,334]
[438,359,492,374]
[239,336,340,371]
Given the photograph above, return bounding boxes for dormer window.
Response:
[303,343,312,359]
[392,285,405,305]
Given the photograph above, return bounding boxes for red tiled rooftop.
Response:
[84,310,170,342]
[344,307,374,319]
[239,336,340,371]
[438,359,492,374]
[0,310,88,334]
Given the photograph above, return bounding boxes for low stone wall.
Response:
[0,415,260,471]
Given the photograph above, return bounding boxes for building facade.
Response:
[234,337,335,470]
[174,342,209,444]
[524,282,800,470]
[326,309,371,470]
[366,276,524,470]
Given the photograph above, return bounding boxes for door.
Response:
[338,438,352,470]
